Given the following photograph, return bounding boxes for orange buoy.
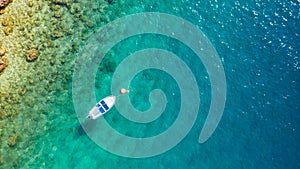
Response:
[120,88,129,94]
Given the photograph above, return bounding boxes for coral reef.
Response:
[0,57,8,72]
[26,49,38,62]
[7,134,18,147]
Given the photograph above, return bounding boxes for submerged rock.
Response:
[7,134,18,147]
[0,0,12,9]
[27,0,33,7]
[0,9,5,15]
[1,18,8,26]
[52,30,62,39]
[51,0,69,6]
[0,57,8,72]
[26,49,38,62]
[105,0,114,5]
[0,47,5,56]
[0,111,7,119]
[3,25,13,35]
[54,11,61,18]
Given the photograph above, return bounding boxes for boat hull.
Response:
[87,95,116,119]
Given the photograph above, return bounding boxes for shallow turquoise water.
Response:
[19,0,300,168]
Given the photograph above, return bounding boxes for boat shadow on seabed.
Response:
[77,119,98,137]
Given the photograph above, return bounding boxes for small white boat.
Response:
[87,95,116,119]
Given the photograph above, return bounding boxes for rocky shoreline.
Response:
[0,0,118,167]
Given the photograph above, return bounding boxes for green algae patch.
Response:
[0,155,3,165]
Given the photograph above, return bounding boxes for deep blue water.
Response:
[12,0,299,168]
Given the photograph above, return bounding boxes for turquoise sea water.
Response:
[2,0,299,168]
